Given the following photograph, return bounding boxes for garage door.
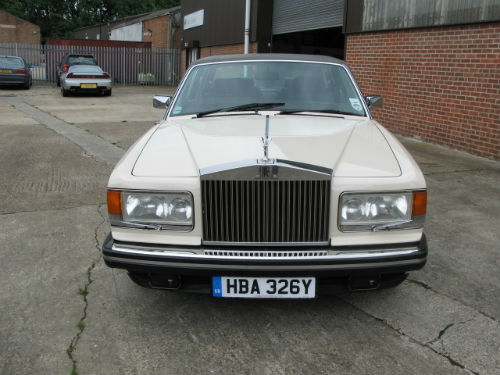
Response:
[272,0,344,35]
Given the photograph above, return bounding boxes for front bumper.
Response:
[103,234,427,282]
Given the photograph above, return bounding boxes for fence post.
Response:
[122,47,125,85]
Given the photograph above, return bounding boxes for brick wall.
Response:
[0,10,40,44]
[346,23,500,159]
[144,16,168,49]
[181,42,258,77]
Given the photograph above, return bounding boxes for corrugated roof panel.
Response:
[361,0,500,31]
[272,0,344,35]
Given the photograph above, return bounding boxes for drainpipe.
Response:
[244,0,251,54]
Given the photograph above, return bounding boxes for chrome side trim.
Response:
[110,242,421,261]
[202,241,330,247]
[199,159,332,180]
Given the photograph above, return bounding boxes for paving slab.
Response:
[77,260,470,375]
[0,100,38,126]
[342,282,500,374]
[0,122,111,214]
[0,205,104,375]
[22,86,173,124]
[77,121,157,151]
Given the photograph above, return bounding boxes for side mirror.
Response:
[153,95,172,109]
[364,95,383,109]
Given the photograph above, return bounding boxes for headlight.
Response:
[339,191,426,232]
[107,190,193,230]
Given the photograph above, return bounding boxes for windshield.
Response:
[171,61,366,117]
[69,65,103,73]
[68,56,95,65]
[0,56,24,67]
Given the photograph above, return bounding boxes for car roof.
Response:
[190,53,346,67]
[65,53,95,57]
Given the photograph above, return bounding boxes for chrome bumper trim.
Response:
[110,242,421,261]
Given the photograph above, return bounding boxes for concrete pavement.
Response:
[0,86,499,375]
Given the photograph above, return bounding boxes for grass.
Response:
[76,321,85,330]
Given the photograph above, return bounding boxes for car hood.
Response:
[132,114,401,178]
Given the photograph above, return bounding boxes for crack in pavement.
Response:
[0,96,124,165]
[66,205,106,375]
[341,298,480,375]
[426,317,477,346]
[423,168,491,176]
[407,279,499,323]
[0,203,107,217]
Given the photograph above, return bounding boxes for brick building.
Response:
[73,8,181,50]
[0,10,40,44]
[180,0,500,159]
[344,0,500,160]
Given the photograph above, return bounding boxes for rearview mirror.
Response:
[153,95,172,109]
[364,95,383,109]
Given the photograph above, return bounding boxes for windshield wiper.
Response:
[279,109,360,117]
[196,102,285,118]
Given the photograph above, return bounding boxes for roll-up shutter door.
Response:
[272,0,344,35]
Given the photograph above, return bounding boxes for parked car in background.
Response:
[56,53,97,86]
[60,64,112,97]
[0,56,32,89]
[103,54,427,298]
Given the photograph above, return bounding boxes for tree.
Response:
[0,0,180,40]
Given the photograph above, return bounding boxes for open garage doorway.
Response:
[271,27,345,59]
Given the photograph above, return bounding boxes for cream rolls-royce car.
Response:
[103,54,427,298]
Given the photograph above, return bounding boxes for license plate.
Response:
[0,69,12,73]
[212,276,316,299]
[80,83,97,89]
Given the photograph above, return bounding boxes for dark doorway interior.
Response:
[271,27,345,59]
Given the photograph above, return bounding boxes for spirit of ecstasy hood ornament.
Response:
[260,115,273,164]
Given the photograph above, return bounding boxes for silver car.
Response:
[60,64,112,97]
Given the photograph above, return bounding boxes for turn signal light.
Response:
[107,190,122,215]
[413,191,427,216]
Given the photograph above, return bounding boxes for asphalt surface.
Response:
[0,86,499,375]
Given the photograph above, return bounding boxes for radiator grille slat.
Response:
[202,179,330,244]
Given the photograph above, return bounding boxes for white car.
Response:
[103,54,427,298]
[60,64,112,97]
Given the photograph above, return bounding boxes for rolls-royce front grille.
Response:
[201,180,330,245]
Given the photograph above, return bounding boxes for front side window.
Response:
[171,61,366,117]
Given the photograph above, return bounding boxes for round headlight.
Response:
[342,198,364,222]
[168,198,192,222]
